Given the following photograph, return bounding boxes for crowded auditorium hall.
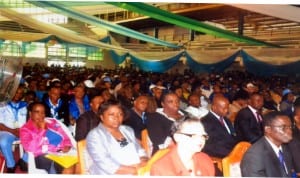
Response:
[0,1,300,177]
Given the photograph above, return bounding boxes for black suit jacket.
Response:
[123,109,147,140]
[241,137,294,177]
[75,110,100,141]
[201,112,238,158]
[234,107,264,143]
[146,112,174,155]
[288,127,300,173]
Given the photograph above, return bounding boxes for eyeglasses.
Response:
[118,138,129,147]
[178,132,209,140]
[270,125,292,131]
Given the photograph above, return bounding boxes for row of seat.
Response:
[139,129,251,176]
[7,126,250,175]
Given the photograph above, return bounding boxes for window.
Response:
[87,47,103,61]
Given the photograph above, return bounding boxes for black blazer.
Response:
[201,112,238,158]
[241,137,294,177]
[146,112,174,155]
[75,110,100,141]
[234,107,264,143]
[288,127,300,173]
[123,109,147,140]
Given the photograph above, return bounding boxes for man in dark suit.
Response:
[241,111,294,177]
[202,95,238,158]
[288,104,300,173]
[234,92,264,143]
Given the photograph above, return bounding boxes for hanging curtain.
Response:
[185,50,240,73]
[241,50,300,76]
[110,51,128,65]
[129,51,183,73]
[0,5,127,52]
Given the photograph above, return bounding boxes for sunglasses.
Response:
[178,132,209,140]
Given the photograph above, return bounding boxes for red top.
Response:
[150,145,215,176]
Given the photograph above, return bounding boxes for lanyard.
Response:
[8,101,26,121]
[47,98,62,119]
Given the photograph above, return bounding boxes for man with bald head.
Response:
[234,92,264,143]
[201,96,238,158]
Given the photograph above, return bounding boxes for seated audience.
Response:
[150,118,215,176]
[75,89,104,141]
[123,95,149,140]
[241,111,294,177]
[117,84,134,110]
[20,102,74,174]
[147,92,186,155]
[201,96,238,158]
[184,94,208,119]
[86,100,147,175]
[228,89,248,123]
[42,82,69,126]
[170,86,188,110]
[149,84,165,108]
[262,90,278,112]
[190,84,209,109]
[279,88,295,119]
[69,84,90,123]
[234,92,264,143]
[0,86,28,173]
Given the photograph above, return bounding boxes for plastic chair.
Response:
[211,156,223,172]
[28,152,48,174]
[12,140,24,158]
[76,139,92,174]
[140,129,153,157]
[222,141,251,177]
[138,148,170,176]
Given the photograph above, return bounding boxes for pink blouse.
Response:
[20,117,72,157]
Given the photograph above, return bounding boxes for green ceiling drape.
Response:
[107,2,280,48]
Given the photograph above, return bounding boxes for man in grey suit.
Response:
[241,111,295,177]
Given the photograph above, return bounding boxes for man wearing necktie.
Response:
[201,95,238,159]
[241,111,295,177]
[234,93,264,143]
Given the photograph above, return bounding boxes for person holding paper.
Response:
[86,99,148,175]
[20,102,73,174]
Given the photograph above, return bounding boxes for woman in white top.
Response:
[86,100,147,175]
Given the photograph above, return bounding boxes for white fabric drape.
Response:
[0,31,50,42]
[0,7,128,52]
[130,50,183,61]
[243,48,300,65]
[186,49,239,64]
